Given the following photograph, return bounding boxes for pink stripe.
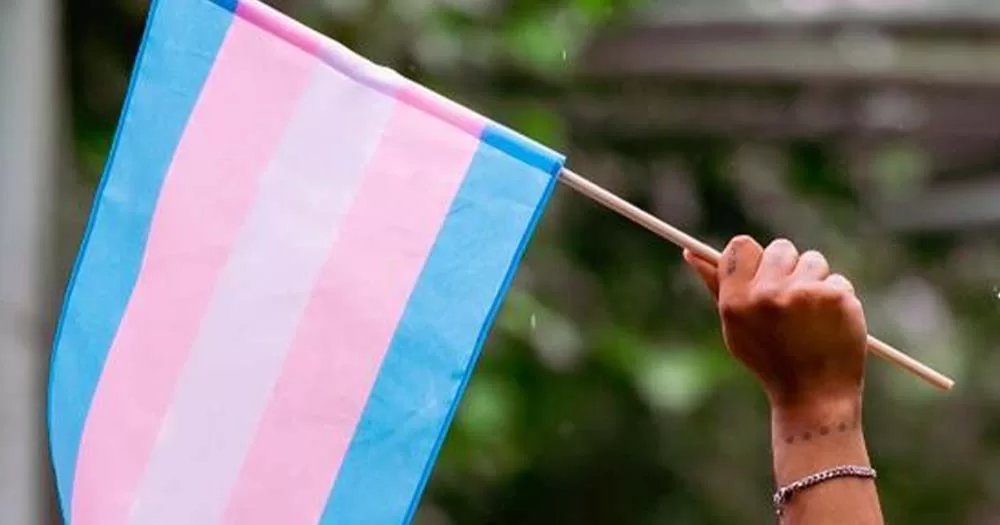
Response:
[237,0,487,138]
[221,103,483,525]
[237,0,401,95]
[316,42,402,96]
[397,82,486,136]
[70,18,315,525]
[127,67,396,525]
[237,0,485,135]
[236,0,322,55]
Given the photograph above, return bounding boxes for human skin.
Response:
[684,236,883,524]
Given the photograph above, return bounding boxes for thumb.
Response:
[683,249,719,300]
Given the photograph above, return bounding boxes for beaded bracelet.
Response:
[772,465,877,517]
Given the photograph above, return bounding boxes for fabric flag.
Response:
[46,0,565,523]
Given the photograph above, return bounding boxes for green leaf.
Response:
[871,141,930,201]
[505,104,566,150]
[457,375,518,442]
[634,347,716,414]
[503,7,587,75]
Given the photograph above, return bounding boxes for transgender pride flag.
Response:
[47,0,564,523]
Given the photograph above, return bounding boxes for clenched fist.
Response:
[684,236,867,410]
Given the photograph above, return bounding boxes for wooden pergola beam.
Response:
[581,21,1000,87]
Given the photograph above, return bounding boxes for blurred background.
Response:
[2,0,999,523]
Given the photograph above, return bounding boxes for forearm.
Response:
[770,398,883,524]
[684,239,885,521]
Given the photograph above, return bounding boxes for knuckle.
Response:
[787,283,816,303]
[844,295,865,313]
[720,296,751,318]
[827,273,855,293]
[816,286,846,304]
[790,283,832,307]
[794,280,838,300]
[750,285,788,309]
[727,235,755,253]
[767,238,796,252]
[802,250,828,265]
[785,282,841,307]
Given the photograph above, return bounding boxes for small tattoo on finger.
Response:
[726,256,737,276]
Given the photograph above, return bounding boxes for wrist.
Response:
[771,395,862,431]
[761,374,864,413]
[770,397,869,485]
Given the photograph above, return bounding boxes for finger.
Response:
[754,238,799,283]
[791,250,831,282]
[683,249,719,299]
[824,273,855,295]
[718,235,764,304]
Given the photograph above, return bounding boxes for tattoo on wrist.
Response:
[782,419,859,445]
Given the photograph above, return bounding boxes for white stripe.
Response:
[128,65,396,525]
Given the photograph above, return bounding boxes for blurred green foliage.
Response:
[64,0,1000,523]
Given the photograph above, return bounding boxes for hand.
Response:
[683,236,867,410]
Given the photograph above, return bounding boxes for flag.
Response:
[47,0,564,523]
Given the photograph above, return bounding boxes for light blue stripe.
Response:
[481,121,565,177]
[319,126,563,524]
[210,0,239,11]
[46,0,234,517]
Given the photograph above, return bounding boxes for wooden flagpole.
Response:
[558,167,955,392]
